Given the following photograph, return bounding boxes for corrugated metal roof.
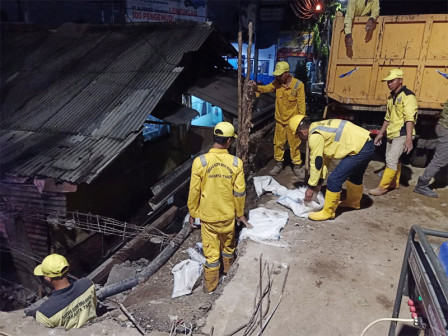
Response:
[1,22,230,184]
[187,72,275,122]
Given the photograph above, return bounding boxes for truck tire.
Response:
[410,150,428,168]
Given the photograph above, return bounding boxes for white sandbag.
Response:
[171,259,202,298]
[253,176,288,197]
[239,207,289,247]
[186,247,206,265]
[253,176,324,217]
[277,187,324,218]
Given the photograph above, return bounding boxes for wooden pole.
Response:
[237,22,255,173]
[237,31,243,138]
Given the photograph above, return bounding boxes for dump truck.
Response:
[325,12,448,167]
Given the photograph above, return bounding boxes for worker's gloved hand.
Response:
[237,215,253,229]
[365,18,376,32]
[345,34,353,48]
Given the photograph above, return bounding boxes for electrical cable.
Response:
[360,318,415,336]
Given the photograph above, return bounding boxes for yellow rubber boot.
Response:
[309,190,341,221]
[203,265,220,293]
[369,167,396,196]
[222,256,235,275]
[388,163,401,190]
[339,181,363,209]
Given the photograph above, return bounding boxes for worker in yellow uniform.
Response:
[369,69,418,196]
[249,61,306,178]
[344,0,380,48]
[289,116,374,221]
[188,122,251,293]
[32,254,97,329]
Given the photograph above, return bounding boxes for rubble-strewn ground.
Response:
[1,157,447,336]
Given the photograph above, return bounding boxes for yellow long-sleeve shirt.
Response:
[307,119,371,186]
[188,148,246,222]
[385,86,418,139]
[257,76,306,124]
[344,0,380,34]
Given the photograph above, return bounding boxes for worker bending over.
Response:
[369,68,418,196]
[289,116,374,221]
[249,61,306,178]
[32,254,97,329]
[188,122,250,293]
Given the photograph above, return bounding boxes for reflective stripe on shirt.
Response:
[310,120,347,142]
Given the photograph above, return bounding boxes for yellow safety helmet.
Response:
[214,121,237,138]
[273,61,290,76]
[289,115,306,133]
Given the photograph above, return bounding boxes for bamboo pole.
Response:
[237,22,255,172]
[237,31,243,137]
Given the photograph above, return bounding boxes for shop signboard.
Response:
[127,0,207,23]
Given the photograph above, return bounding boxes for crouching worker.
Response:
[187,122,251,293]
[33,254,97,329]
[289,116,375,221]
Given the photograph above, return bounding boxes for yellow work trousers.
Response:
[201,218,235,269]
[274,121,302,165]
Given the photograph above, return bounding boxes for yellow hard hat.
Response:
[273,61,290,76]
[289,115,306,133]
[34,254,69,278]
[382,68,403,81]
[214,121,237,138]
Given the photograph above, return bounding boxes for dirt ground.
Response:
[1,156,447,336]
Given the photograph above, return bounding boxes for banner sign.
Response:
[127,0,207,23]
[277,31,314,58]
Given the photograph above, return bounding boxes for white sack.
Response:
[253,176,288,197]
[277,187,324,218]
[171,259,202,298]
[239,207,289,247]
[186,247,206,265]
[254,176,324,217]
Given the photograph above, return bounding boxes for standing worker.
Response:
[369,69,418,196]
[249,61,306,178]
[32,254,97,329]
[187,122,251,293]
[414,100,448,198]
[289,116,375,221]
[344,0,380,48]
